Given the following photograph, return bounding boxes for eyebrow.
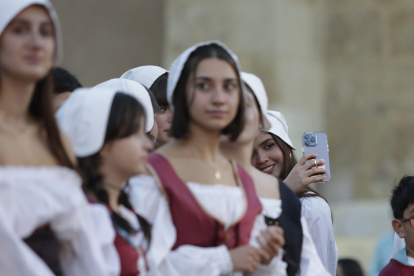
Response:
[259,138,273,147]
[9,19,53,26]
[194,76,237,81]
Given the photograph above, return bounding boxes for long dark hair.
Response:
[78,92,151,243]
[30,72,75,169]
[270,134,329,202]
[171,44,245,141]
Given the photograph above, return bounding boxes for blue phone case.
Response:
[302,132,331,183]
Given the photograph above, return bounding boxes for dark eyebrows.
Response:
[259,138,274,147]
[8,19,53,27]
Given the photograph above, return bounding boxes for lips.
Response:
[24,55,42,64]
[207,110,226,117]
[260,164,275,174]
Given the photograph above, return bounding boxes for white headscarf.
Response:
[120,65,168,89]
[0,0,63,65]
[93,78,154,133]
[266,110,296,150]
[241,72,271,130]
[56,81,153,157]
[166,40,242,109]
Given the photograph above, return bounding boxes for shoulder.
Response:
[59,130,77,165]
[251,168,280,200]
[379,259,406,276]
[300,195,332,223]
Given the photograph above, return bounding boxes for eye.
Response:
[40,27,54,37]
[224,82,236,91]
[196,82,210,90]
[12,25,28,34]
[264,143,274,150]
[159,106,167,113]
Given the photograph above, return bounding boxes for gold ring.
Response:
[314,159,317,166]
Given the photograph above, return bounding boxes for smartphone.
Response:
[302,132,331,183]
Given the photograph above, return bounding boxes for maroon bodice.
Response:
[113,231,140,276]
[147,152,262,250]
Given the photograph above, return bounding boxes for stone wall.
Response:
[325,0,414,200]
[51,0,164,86]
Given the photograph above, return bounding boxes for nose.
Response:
[211,87,226,105]
[257,151,269,165]
[166,108,173,123]
[28,31,43,49]
[144,135,154,152]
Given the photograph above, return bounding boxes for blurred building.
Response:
[52,0,414,272]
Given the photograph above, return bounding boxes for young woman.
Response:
[252,109,338,275]
[56,85,153,275]
[128,41,284,276]
[221,71,331,276]
[0,1,108,275]
[121,66,172,147]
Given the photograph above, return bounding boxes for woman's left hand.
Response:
[256,225,285,265]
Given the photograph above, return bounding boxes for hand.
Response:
[283,153,327,193]
[256,226,285,265]
[229,245,268,273]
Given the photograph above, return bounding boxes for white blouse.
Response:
[300,195,338,276]
[0,166,109,276]
[128,174,330,276]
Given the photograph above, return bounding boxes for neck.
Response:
[221,140,254,174]
[102,178,123,212]
[179,121,222,162]
[407,246,414,259]
[0,74,36,121]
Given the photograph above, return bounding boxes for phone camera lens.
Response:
[305,140,310,146]
[304,134,310,139]
[310,136,316,142]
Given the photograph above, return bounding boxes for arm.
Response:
[300,197,337,276]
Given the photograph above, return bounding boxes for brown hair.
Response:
[30,72,75,169]
[171,44,245,141]
[270,134,329,202]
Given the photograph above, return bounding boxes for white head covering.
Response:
[0,0,63,65]
[56,82,153,157]
[166,40,242,109]
[266,110,296,150]
[241,72,271,130]
[93,78,154,132]
[120,66,168,89]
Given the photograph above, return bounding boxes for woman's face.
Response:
[0,5,55,81]
[187,57,240,133]
[155,105,173,146]
[252,131,284,177]
[220,89,259,146]
[101,119,153,183]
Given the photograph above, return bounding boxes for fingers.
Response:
[303,158,325,170]
[256,236,272,263]
[298,153,318,166]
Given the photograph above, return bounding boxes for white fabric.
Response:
[300,196,337,276]
[241,72,271,130]
[120,66,168,89]
[0,166,109,276]
[166,40,242,109]
[93,78,154,132]
[392,232,406,257]
[408,256,414,266]
[128,174,328,275]
[187,182,245,231]
[265,110,296,150]
[88,204,120,276]
[0,0,63,64]
[56,82,153,157]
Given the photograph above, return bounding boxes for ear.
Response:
[393,219,406,239]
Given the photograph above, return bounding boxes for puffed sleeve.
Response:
[300,196,337,275]
[297,217,331,276]
[0,167,109,276]
[128,175,234,276]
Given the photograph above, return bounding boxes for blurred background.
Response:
[52,0,414,274]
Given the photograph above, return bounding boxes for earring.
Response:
[289,152,292,158]
[259,125,264,130]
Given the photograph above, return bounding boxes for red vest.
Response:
[87,199,141,276]
[147,153,262,250]
[379,259,414,276]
